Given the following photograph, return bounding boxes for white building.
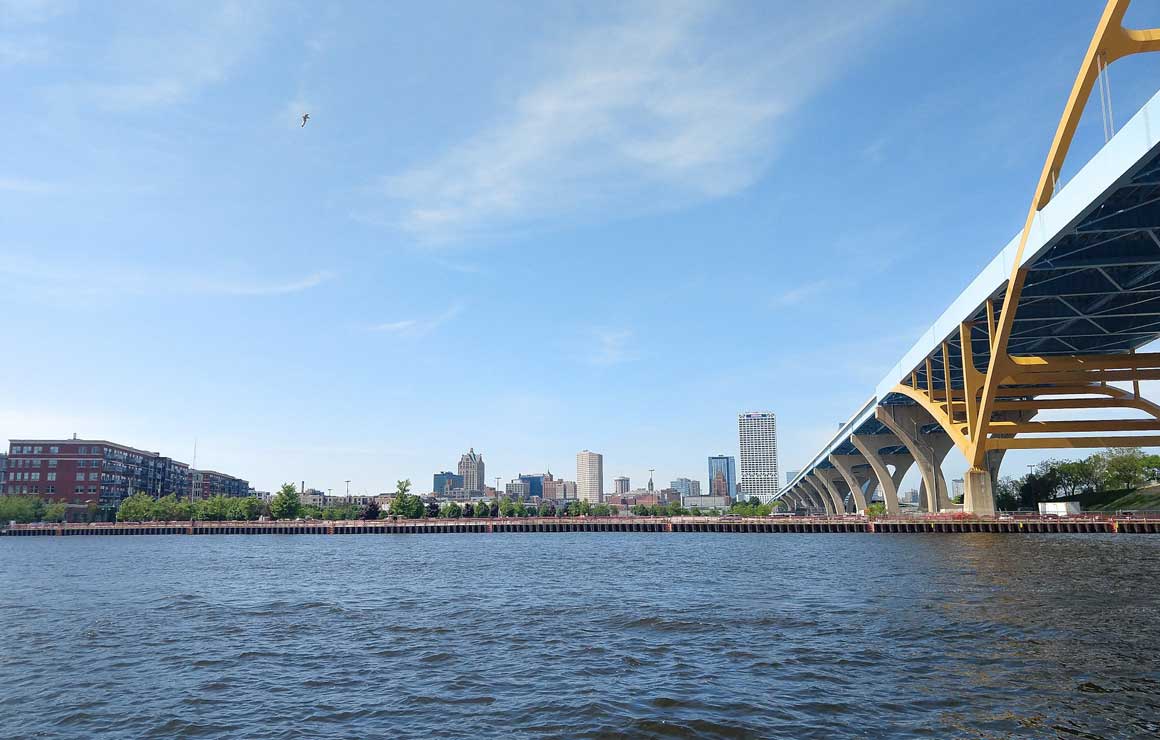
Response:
[458,448,485,493]
[576,450,604,504]
[739,412,780,504]
[614,476,630,494]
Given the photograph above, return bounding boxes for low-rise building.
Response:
[682,495,730,510]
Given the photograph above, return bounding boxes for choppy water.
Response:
[1,534,1159,739]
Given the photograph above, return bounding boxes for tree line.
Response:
[992,447,1160,510]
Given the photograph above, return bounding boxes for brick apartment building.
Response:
[191,469,250,500]
[4,438,247,511]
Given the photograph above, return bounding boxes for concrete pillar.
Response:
[803,477,834,515]
[850,434,905,515]
[828,454,869,514]
[875,406,953,512]
[964,467,994,515]
[810,471,844,515]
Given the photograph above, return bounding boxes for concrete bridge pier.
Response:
[850,434,910,515]
[828,454,869,514]
[803,477,835,514]
[876,406,952,512]
[809,471,844,514]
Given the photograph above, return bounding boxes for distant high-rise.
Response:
[614,476,630,495]
[738,412,780,503]
[458,448,485,493]
[576,450,604,504]
[785,470,801,487]
[670,477,701,498]
[433,471,464,495]
[708,455,736,500]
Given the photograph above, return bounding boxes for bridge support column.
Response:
[851,434,906,515]
[876,406,952,512]
[964,467,995,515]
[828,455,869,514]
[810,471,844,515]
[803,477,834,515]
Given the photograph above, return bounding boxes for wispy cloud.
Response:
[0,255,334,298]
[773,279,835,307]
[0,176,57,193]
[590,328,636,366]
[370,302,465,337]
[373,0,904,242]
[72,1,269,110]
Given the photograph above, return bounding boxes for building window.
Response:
[89,473,97,481]
[47,473,56,482]
[48,459,57,468]
[33,446,42,454]
[76,473,85,482]
[30,473,39,481]
[49,446,59,454]
[78,447,87,454]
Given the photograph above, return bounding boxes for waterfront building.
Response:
[708,455,736,500]
[4,438,205,511]
[458,448,485,493]
[670,477,701,498]
[614,476,630,495]
[576,450,604,504]
[433,471,464,495]
[0,452,7,488]
[739,412,779,504]
[191,469,250,500]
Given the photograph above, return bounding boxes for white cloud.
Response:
[375,0,904,242]
[590,328,635,366]
[79,1,269,110]
[371,303,464,337]
[0,255,334,298]
[0,176,57,193]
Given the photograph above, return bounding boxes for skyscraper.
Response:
[458,448,485,494]
[670,477,701,498]
[614,476,630,494]
[576,450,603,504]
[708,455,736,500]
[738,412,780,504]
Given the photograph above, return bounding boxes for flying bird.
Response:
[300,113,310,128]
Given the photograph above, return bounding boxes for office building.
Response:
[708,455,736,500]
[542,476,577,500]
[738,412,779,504]
[682,495,730,511]
[576,450,603,504]
[505,480,530,499]
[458,448,485,493]
[614,476,630,495]
[784,470,801,488]
[518,473,550,499]
[670,477,701,498]
[433,471,464,495]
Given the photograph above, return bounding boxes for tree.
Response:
[117,492,155,522]
[1101,447,1148,490]
[538,501,555,516]
[0,495,46,524]
[565,500,581,517]
[475,501,490,518]
[362,500,380,520]
[513,501,527,517]
[1055,459,1100,497]
[270,482,301,520]
[395,479,413,497]
[499,497,516,517]
[865,502,886,519]
[995,476,1020,511]
[42,501,69,523]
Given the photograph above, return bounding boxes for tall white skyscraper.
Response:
[576,450,604,504]
[738,412,779,504]
[458,448,485,493]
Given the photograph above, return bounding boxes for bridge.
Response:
[779,0,1160,516]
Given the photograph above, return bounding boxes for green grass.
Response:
[1088,489,1160,512]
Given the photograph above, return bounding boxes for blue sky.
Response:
[4,0,1160,495]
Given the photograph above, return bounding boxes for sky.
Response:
[4,0,1160,496]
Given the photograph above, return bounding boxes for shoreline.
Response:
[4,515,1159,536]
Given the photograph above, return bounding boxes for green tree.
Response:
[42,501,69,523]
[474,501,490,518]
[1101,447,1148,490]
[499,497,516,517]
[513,501,527,517]
[995,476,1020,511]
[270,483,302,520]
[565,500,581,517]
[538,501,555,516]
[1055,458,1100,497]
[865,502,887,519]
[362,500,380,520]
[117,492,155,522]
[0,495,46,524]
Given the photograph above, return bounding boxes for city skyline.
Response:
[3,2,1159,496]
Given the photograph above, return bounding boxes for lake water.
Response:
[1,533,1158,738]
